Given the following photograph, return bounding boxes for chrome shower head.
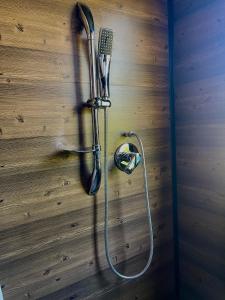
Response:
[98,28,113,99]
[98,28,113,55]
[77,2,95,37]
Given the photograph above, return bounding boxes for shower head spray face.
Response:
[98,28,113,99]
[98,28,113,55]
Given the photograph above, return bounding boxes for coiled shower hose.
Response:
[103,108,154,279]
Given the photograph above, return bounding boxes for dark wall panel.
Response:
[174,0,225,299]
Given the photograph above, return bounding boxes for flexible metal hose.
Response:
[103,108,154,279]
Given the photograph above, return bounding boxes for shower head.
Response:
[98,28,113,99]
[98,28,113,55]
[77,2,95,37]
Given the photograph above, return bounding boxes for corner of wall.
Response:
[167,1,180,299]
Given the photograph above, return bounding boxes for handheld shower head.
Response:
[98,28,113,55]
[98,28,113,99]
[77,2,95,37]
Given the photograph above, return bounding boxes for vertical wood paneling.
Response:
[0,0,174,299]
[174,0,225,299]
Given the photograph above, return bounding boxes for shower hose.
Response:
[103,108,154,279]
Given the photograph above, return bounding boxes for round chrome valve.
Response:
[114,143,142,174]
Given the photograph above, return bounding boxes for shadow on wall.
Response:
[71,4,92,194]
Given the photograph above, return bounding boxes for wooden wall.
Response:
[0,0,174,299]
[174,0,225,299]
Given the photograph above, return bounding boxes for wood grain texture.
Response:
[174,0,225,299]
[0,0,174,299]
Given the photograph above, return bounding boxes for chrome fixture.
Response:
[77,3,112,195]
[76,3,153,280]
[98,28,113,99]
[114,143,142,174]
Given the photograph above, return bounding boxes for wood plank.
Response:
[176,125,225,147]
[180,240,225,282]
[177,184,225,217]
[0,158,171,230]
[0,0,168,57]
[174,1,225,299]
[0,128,171,168]
[0,217,173,299]
[179,205,225,251]
[177,158,225,195]
[0,79,169,140]
[180,260,225,300]
[0,45,168,89]
[0,192,172,264]
[50,261,175,300]
[174,0,225,63]
[174,0,214,20]
[3,243,174,300]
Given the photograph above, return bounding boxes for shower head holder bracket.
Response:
[87,97,111,109]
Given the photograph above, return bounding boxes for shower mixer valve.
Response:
[114,143,142,174]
